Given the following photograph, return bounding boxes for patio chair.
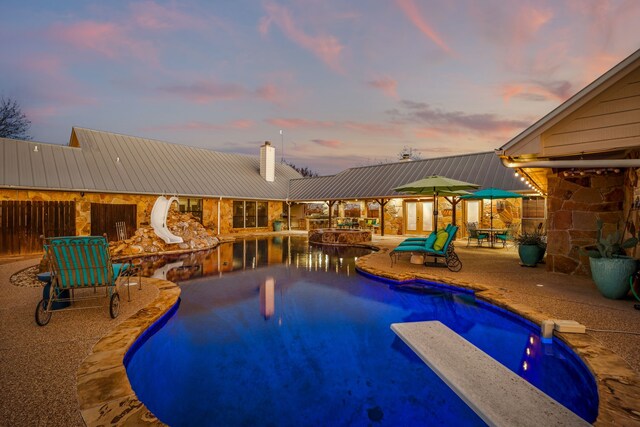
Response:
[495,223,519,248]
[35,235,131,326]
[390,225,462,272]
[466,222,488,247]
[397,224,453,247]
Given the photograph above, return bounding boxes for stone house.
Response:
[0,127,301,254]
[497,48,640,275]
[1,126,534,255]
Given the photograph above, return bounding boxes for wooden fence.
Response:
[0,201,76,255]
[90,203,137,242]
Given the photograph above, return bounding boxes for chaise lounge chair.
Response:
[390,225,462,271]
[35,235,131,326]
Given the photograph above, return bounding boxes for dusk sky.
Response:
[2,1,640,174]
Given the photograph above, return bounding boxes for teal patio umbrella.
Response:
[394,176,480,231]
[460,187,523,231]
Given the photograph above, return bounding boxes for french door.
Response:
[404,200,433,235]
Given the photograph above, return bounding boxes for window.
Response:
[257,202,268,227]
[179,198,203,223]
[233,200,270,228]
[344,202,361,218]
[367,202,380,218]
[522,197,545,232]
[233,201,245,228]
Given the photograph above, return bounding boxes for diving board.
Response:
[391,321,589,427]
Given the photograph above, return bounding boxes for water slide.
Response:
[151,196,184,244]
[151,260,184,279]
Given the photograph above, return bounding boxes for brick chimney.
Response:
[260,141,275,182]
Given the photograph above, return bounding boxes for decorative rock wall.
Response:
[308,229,372,245]
[110,209,219,258]
[546,172,625,275]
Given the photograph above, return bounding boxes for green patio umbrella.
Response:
[394,176,480,231]
[460,187,523,231]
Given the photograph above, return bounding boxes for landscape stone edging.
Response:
[355,251,640,426]
[76,277,180,426]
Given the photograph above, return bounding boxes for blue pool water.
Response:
[126,237,598,426]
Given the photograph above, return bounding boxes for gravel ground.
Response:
[0,256,158,427]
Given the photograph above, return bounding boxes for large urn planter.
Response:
[589,256,636,299]
[518,244,544,267]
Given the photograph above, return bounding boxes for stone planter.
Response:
[273,220,284,232]
[589,256,637,299]
[518,245,544,267]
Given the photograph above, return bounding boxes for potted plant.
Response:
[583,220,638,299]
[514,230,546,267]
[273,219,284,232]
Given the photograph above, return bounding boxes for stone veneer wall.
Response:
[546,172,625,275]
[0,189,284,237]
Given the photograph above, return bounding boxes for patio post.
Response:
[376,198,388,236]
[326,200,336,228]
[444,196,463,226]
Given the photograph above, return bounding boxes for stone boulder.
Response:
[109,211,219,258]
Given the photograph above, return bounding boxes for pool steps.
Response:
[391,321,589,427]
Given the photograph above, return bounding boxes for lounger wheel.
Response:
[446,253,462,272]
[110,293,120,319]
[35,298,52,326]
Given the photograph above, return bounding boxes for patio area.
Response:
[0,232,638,425]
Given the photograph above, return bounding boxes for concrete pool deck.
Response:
[0,232,639,425]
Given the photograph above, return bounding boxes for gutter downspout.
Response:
[500,158,640,169]
[286,199,291,231]
[217,197,222,235]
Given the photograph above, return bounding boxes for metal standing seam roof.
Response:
[287,152,531,201]
[1,127,302,200]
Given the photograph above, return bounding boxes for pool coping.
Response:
[76,277,179,426]
[76,254,640,426]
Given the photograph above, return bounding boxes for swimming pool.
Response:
[125,237,598,426]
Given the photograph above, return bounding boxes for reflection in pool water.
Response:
[126,236,598,426]
[135,236,370,282]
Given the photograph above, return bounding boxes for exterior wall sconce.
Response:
[34,145,38,152]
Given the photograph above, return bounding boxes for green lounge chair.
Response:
[390,226,462,272]
[397,224,453,247]
[35,236,131,326]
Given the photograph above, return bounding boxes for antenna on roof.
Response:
[280,129,284,163]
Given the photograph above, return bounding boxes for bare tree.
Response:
[398,145,422,160]
[0,97,31,139]
[285,161,319,177]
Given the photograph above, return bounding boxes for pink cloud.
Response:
[343,121,399,136]
[395,0,451,54]
[266,118,335,129]
[255,84,284,104]
[312,139,342,148]
[49,20,157,62]
[129,1,206,31]
[158,80,246,103]
[258,16,272,36]
[501,80,573,103]
[367,77,398,99]
[142,119,256,132]
[17,54,96,108]
[261,1,345,72]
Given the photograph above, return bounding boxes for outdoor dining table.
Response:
[476,228,508,248]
